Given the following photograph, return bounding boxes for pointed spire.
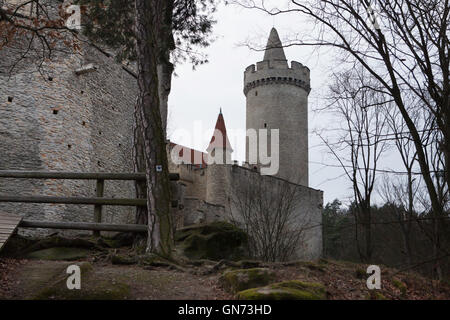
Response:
[207,111,233,152]
[263,27,287,62]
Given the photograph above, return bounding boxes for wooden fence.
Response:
[0,171,179,235]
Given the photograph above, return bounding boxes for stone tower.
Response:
[244,28,311,186]
[205,110,233,206]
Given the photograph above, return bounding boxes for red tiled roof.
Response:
[169,142,208,167]
[207,111,233,151]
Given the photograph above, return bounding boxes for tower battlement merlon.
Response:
[243,28,311,96]
[243,60,311,96]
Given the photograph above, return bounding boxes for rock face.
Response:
[25,247,90,261]
[175,222,248,260]
[220,268,275,293]
[237,280,327,300]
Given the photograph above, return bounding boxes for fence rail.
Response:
[0,170,179,236]
[0,171,180,181]
[0,195,147,206]
[19,220,147,233]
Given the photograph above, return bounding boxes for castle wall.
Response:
[183,197,225,225]
[205,163,231,207]
[169,164,207,200]
[227,165,323,260]
[0,39,137,235]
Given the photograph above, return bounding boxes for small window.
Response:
[255,91,258,96]
[7,96,13,102]
[264,123,267,128]
[53,109,59,115]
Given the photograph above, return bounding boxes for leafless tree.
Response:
[236,0,449,275]
[319,68,388,262]
[0,0,80,75]
[229,174,314,262]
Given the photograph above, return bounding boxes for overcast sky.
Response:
[168,1,399,205]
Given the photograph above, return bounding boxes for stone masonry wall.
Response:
[0,37,137,235]
[227,165,323,260]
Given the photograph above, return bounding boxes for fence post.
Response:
[93,179,104,236]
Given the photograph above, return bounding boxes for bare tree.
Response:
[229,174,314,262]
[320,68,388,262]
[0,0,80,75]
[236,0,449,275]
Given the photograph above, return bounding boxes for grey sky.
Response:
[168,2,393,205]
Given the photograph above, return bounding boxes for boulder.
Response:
[220,268,275,293]
[25,247,90,261]
[175,222,247,261]
[34,262,130,300]
[236,280,327,300]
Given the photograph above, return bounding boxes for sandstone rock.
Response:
[25,247,90,261]
[236,280,327,300]
[175,222,247,261]
[220,268,275,293]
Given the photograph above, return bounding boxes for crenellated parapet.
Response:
[243,60,311,96]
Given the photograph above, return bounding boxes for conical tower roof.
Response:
[207,109,233,152]
[263,27,287,62]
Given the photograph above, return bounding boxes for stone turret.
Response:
[244,28,310,186]
[206,110,233,206]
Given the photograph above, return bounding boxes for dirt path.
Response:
[0,259,231,300]
[1,257,449,300]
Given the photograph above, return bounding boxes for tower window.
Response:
[255,91,258,96]
[264,123,267,128]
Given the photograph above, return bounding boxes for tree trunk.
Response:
[157,62,174,137]
[134,0,174,256]
[133,100,148,226]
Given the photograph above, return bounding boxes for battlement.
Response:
[243,60,310,96]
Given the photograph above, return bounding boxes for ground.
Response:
[1,253,449,300]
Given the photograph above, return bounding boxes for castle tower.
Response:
[244,28,310,186]
[205,110,233,206]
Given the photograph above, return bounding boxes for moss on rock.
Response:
[111,254,137,265]
[33,261,130,300]
[220,268,275,293]
[236,280,327,300]
[392,278,407,296]
[367,291,387,300]
[35,281,130,300]
[25,247,90,261]
[176,222,247,261]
